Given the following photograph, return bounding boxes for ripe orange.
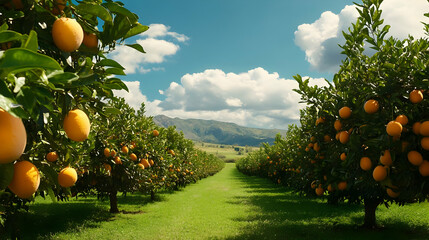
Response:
[52,17,84,52]
[149,159,154,166]
[339,107,352,119]
[395,115,408,126]
[335,132,340,141]
[373,166,387,181]
[339,131,350,144]
[360,157,372,171]
[323,135,332,142]
[141,159,150,168]
[407,151,423,166]
[340,153,347,161]
[413,122,421,135]
[310,136,316,143]
[103,163,111,172]
[130,153,137,161]
[387,187,400,198]
[8,161,40,199]
[315,117,325,125]
[152,129,159,137]
[364,99,379,114]
[121,145,129,154]
[386,121,402,137]
[419,160,429,176]
[334,120,342,131]
[337,181,347,191]
[313,142,321,152]
[311,181,317,189]
[410,89,423,103]
[315,187,324,196]
[137,163,145,170]
[379,150,392,166]
[58,167,78,188]
[0,108,27,164]
[420,121,429,136]
[46,151,58,162]
[110,149,117,157]
[82,32,98,48]
[327,184,334,192]
[114,156,122,165]
[104,148,110,157]
[63,109,90,142]
[421,137,429,151]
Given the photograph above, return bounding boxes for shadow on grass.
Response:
[227,169,429,240]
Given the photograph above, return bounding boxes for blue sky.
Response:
[112,0,429,129]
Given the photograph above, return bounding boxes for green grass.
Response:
[194,142,258,162]
[11,163,429,239]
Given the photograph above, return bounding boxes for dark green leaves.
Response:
[75,3,113,23]
[0,163,14,189]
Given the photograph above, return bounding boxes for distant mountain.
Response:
[153,115,286,146]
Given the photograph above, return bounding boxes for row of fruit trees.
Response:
[0,0,224,238]
[236,0,428,229]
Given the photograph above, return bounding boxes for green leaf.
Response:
[105,67,125,75]
[125,43,145,54]
[0,163,14,189]
[124,23,149,39]
[22,30,38,52]
[95,59,124,69]
[104,107,122,115]
[0,23,8,31]
[48,72,79,85]
[75,3,113,23]
[102,2,138,23]
[0,48,62,76]
[0,30,22,43]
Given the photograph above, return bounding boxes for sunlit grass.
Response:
[13,163,429,239]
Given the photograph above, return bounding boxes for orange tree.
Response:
[0,0,147,236]
[238,0,428,228]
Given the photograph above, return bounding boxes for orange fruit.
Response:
[339,131,350,144]
[152,129,159,137]
[327,184,334,192]
[387,187,400,198]
[413,122,421,135]
[407,151,423,166]
[373,166,387,181]
[323,135,332,142]
[8,161,40,199]
[149,159,154,166]
[121,145,129,154]
[137,163,145,170]
[46,151,58,162]
[395,115,408,126]
[52,17,84,52]
[315,187,324,196]
[114,156,122,165]
[141,159,150,168]
[339,107,352,119]
[110,149,117,157]
[0,108,27,164]
[63,109,90,142]
[334,120,342,131]
[340,153,347,161]
[310,136,316,142]
[82,32,98,48]
[311,181,317,189]
[315,117,325,125]
[335,132,340,141]
[420,137,429,150]
[364,99,379,114]
[50,0,66,15]
[386,121,402,137]
[410,89,423,103]
[420,121,429,136]
[103,148,110,157]
[103,163,111,172]
[58,167,78,188]
[379,150,392,166]
[337,181,347,191]
[5,0,23,9]
[313,142,321,152]
[419,160,429,176]
[360,157,372,171]
[130,153,137,161]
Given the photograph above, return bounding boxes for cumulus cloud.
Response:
[109,24,189,74]
[295,0,429,72]
[114,68,328,129]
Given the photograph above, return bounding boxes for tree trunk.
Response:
[362,199,380,229]
[150,190,155,201]
[109,189,119,213]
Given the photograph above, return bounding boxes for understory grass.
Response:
[9,163,429,240]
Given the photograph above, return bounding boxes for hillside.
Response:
[153,115,286,146]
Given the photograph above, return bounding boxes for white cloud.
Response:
[114,68,328,129]
[295,0,429,72]
[112,81,148,110]
[109,24,189,74]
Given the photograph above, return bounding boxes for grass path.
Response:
[22,163,429,239]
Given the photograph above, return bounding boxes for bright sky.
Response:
[112,0,429,129]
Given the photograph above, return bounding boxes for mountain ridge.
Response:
[153,115,286,146]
